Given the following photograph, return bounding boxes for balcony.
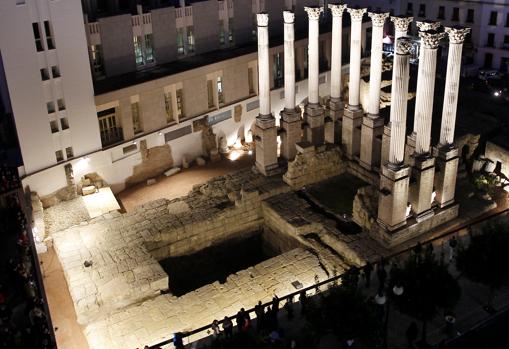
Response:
[101,127,123,148]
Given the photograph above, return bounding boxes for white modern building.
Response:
[0,0,372,198]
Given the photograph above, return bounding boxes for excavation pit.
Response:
[159,229,303,296]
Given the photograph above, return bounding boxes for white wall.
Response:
[0,0,101,175]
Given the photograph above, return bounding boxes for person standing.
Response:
[222,316,233,339]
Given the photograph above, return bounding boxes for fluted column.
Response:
[283,11,296,111]
[388,38,412,168]
[439,27,470,147]
[280,11,302,161]
[326,3,347,144]
[329,3,347,103]
[346,7,366,109]
[414,29,443,155]
[254,13,278,176]
[342,7,366,159]
[303,6,325,146]
[434,26,470,208]
[306,6,322,105]
[377,37,413,232]
[359,12,389,170]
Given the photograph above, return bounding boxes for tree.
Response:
[392,250,460,346]
[306,281,381,347]
[456,222,509,311]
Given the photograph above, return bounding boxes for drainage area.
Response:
[159,229,302,296]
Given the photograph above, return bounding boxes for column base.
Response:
[377,163,411,231]
[255,113,278,177]
[409,154,436,218]
[280,107,302,161]
[380,125,391,168]
[342,106,364,159]
[304,103,325,147]
[405,133,416,166]
[359,115,384,170]
[434,145,459,208]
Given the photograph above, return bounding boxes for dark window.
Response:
[65,147,73,159]
[487,33,495,47]
[438,6,445,20]
[418,4,426,18]
[60,118,69,130]
[489,11,497,26]
[466,9,474,23]
[32,23,43,51]
[50,120,58,133]
[44,21,55,50]
[452,8,459,21]
[506,13,509,27]
[40,68,50,81]
[55,150,64,162]
[406,2,413,16]
[51,66,60,78]
[504,35,509,47]
[485,53,493,68]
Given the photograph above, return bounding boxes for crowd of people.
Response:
[0,166,54,349]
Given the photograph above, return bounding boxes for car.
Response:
[478,69,505,81]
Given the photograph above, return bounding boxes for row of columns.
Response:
[253,8,469,233]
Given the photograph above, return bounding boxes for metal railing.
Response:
[147,206,509,348]
[100,127,124,148]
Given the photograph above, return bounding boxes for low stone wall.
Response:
[352,185,379,232]
[370,204,460,248]
[283,144,346,189]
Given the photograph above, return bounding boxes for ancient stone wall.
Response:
[283,145,346,189]
[126,141,174,185]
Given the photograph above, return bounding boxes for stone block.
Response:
[146,178,157,186]
[196,157,206,166]
[164,167,181,177]
[82,186,96,196]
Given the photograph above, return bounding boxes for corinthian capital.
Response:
[395,36,413,55]
[419,30,445,49]
[416,20,441,32]
[328,3,347,17]
[347,7,367,22]
[305,6,323,21]
[368,12,389,27]
[283,10,294,24]
[391,15,413,32]
[445,26,471,44]
[257,13,268,27]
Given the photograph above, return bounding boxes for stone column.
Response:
[326,3,347,144]
[280,11,302,161]
[435,26,471,208]
[391,15,413,46]
[409,29,444,220]
[381,17,412,168]
[377,37,413,231]
[255,13,278,176]
[405,21,441,164]
[360,12,389,170]
[342,7,366,159]
[303,6,325,146]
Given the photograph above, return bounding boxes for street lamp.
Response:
[381,283,404,349]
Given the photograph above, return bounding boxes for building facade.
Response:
[0,0,371,197]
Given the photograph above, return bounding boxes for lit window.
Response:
[177,28,185,54]
[57,99,66,111]
[187,26,195,53]
[176,89,184,119]
[55,150,64,162]
[228,18,234,44]
[134,36,144,66]
[219,20,225,46]
[65,147,74,159]
[90,44,105,78]
[164,92,174,123]
[131,102,142,134]
[47,102,55,114]
[207,80,215,109]
[145,34,155,63]
[217,76,224,106]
